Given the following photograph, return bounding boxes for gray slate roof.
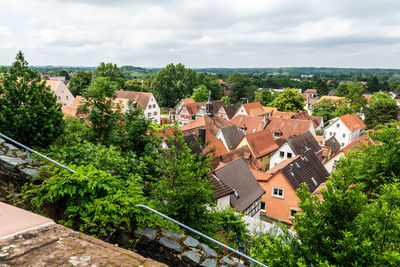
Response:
[219,125,244,151]
[324,136,341,154]
[287,131,322,155]
[214,158,265,212]
[280,149,329,193]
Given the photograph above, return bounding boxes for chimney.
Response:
[198,128,206,146]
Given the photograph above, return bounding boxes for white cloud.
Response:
[0,0,400,67]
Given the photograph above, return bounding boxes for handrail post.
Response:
[26,149,30,164]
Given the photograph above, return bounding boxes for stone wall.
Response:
[0,138,41,202]
[133,227,248,267]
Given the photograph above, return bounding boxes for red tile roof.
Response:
[243,130,278,158]
[342,134,374,154]
[115,90,153,111]
[242,102,264,115]
[304,89,317,94]
[340,114,366,132]
[265,117,313,139]
[212,145,262,171]
[230,115,264,134]
[185,102,202,116]
[272,111,296,119]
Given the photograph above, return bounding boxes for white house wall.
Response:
[143,95,161,124]
[324,119,352,148]
[216,195,231,207]
[324,151,343,174]
[232,105,248,118]
[270,143,295,168]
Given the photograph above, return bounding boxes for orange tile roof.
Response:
[272,111,296,119]
[115,90,153,111]
[340,114,366,132]
[185,102,202,116]
[45,79,61,92]
[230,115,264,134]
[315,136,324,144]
[304,89,317,94]
[181,115,233,135]
[362,94,373,102]
[319,96,346,103]
[250,169,272,182]
[61,106,77,117]
[244,130,278,158]
[263,106,278,114]
[242,102,264,115]
[182,98,195,104]
[211,145,261,171]
[342,134,374,154]
[265,117,313,139]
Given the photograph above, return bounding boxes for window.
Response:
[336,123,340,127]
[274,132,280,138]
[58,96,61,100]
[341,143,344,147]
[287,152,292,158]
[329,132,332,136]
[290,209,298,218]
[148,105,151,109]
[65,96,68,100]
[153,104,156,108]
[154,111,157,116]
[147,112,151,117]
[261,202,266,211]
[333,132,336,136]
[272,188,284,198]
[342,133,346,138]
[280,151,285,157]
[311,177,317,186]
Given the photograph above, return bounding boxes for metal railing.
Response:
[0,133,81,177]
[137,204,267,267]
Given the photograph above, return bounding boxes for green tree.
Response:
[335,81,367,112]
[151,63,197,108]
[78,77,121,145]
[152,129,215,227]
[93,62,125,88]
[367,76,380,93]
[312,99,339,125]
[191,85,209,102]
[254,90,278,106]
[270,88,305,112]
[315,78,329,96]
[68,70,92,96]
[364,93,398,129]
[124,79,146,92]
[59,69,71,80]
[0,51,64,148]
[196,73,221,100]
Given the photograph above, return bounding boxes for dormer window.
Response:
[274,132,280,138]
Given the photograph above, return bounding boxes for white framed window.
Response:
[280,151,284,157]
[272,187,284,198]
[287,152,292,158]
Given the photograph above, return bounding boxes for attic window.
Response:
[280,151,284,158]
[287,152,292,158]
[311,177,317,186]
[274,132,280,138]
[233,189,240,199]
[295,162,300,168]
[272,188,284,198]
[248,155,252,164]
[336,123,340,127]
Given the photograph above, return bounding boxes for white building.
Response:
[115,90,161,124]
[45,80,75,106]
[323,114,366,148]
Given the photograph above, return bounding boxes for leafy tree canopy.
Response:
[93,62,125,87]
[270,88,305,112]
[254,90,278,106]
[191,85,209,102]
[0,51,64,148]
[124,79,147,92]
[151,63,197,108]
[68,70,92,96]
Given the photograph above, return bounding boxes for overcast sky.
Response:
[1,0,400,68]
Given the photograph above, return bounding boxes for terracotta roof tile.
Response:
[250,169,272,182]
[211,145,261,171]
[115,90,153,111]
[244,130,279,158]
[230,115,264,134]
[242,102,264,115]
[319,96,346,103]
[221,105,238,120]
[304,89,317,94]
[340,114,366,132]
[342,134,374,154]
[272,111,296,119]
[182,98,195,104]
[185,102,202,116]
[265,117,313,139]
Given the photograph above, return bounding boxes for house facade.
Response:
[216,105,237,121]
[45,80,74,106]
[115,90,161,124]
[232,102,265,119]
[323,114,366,148]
